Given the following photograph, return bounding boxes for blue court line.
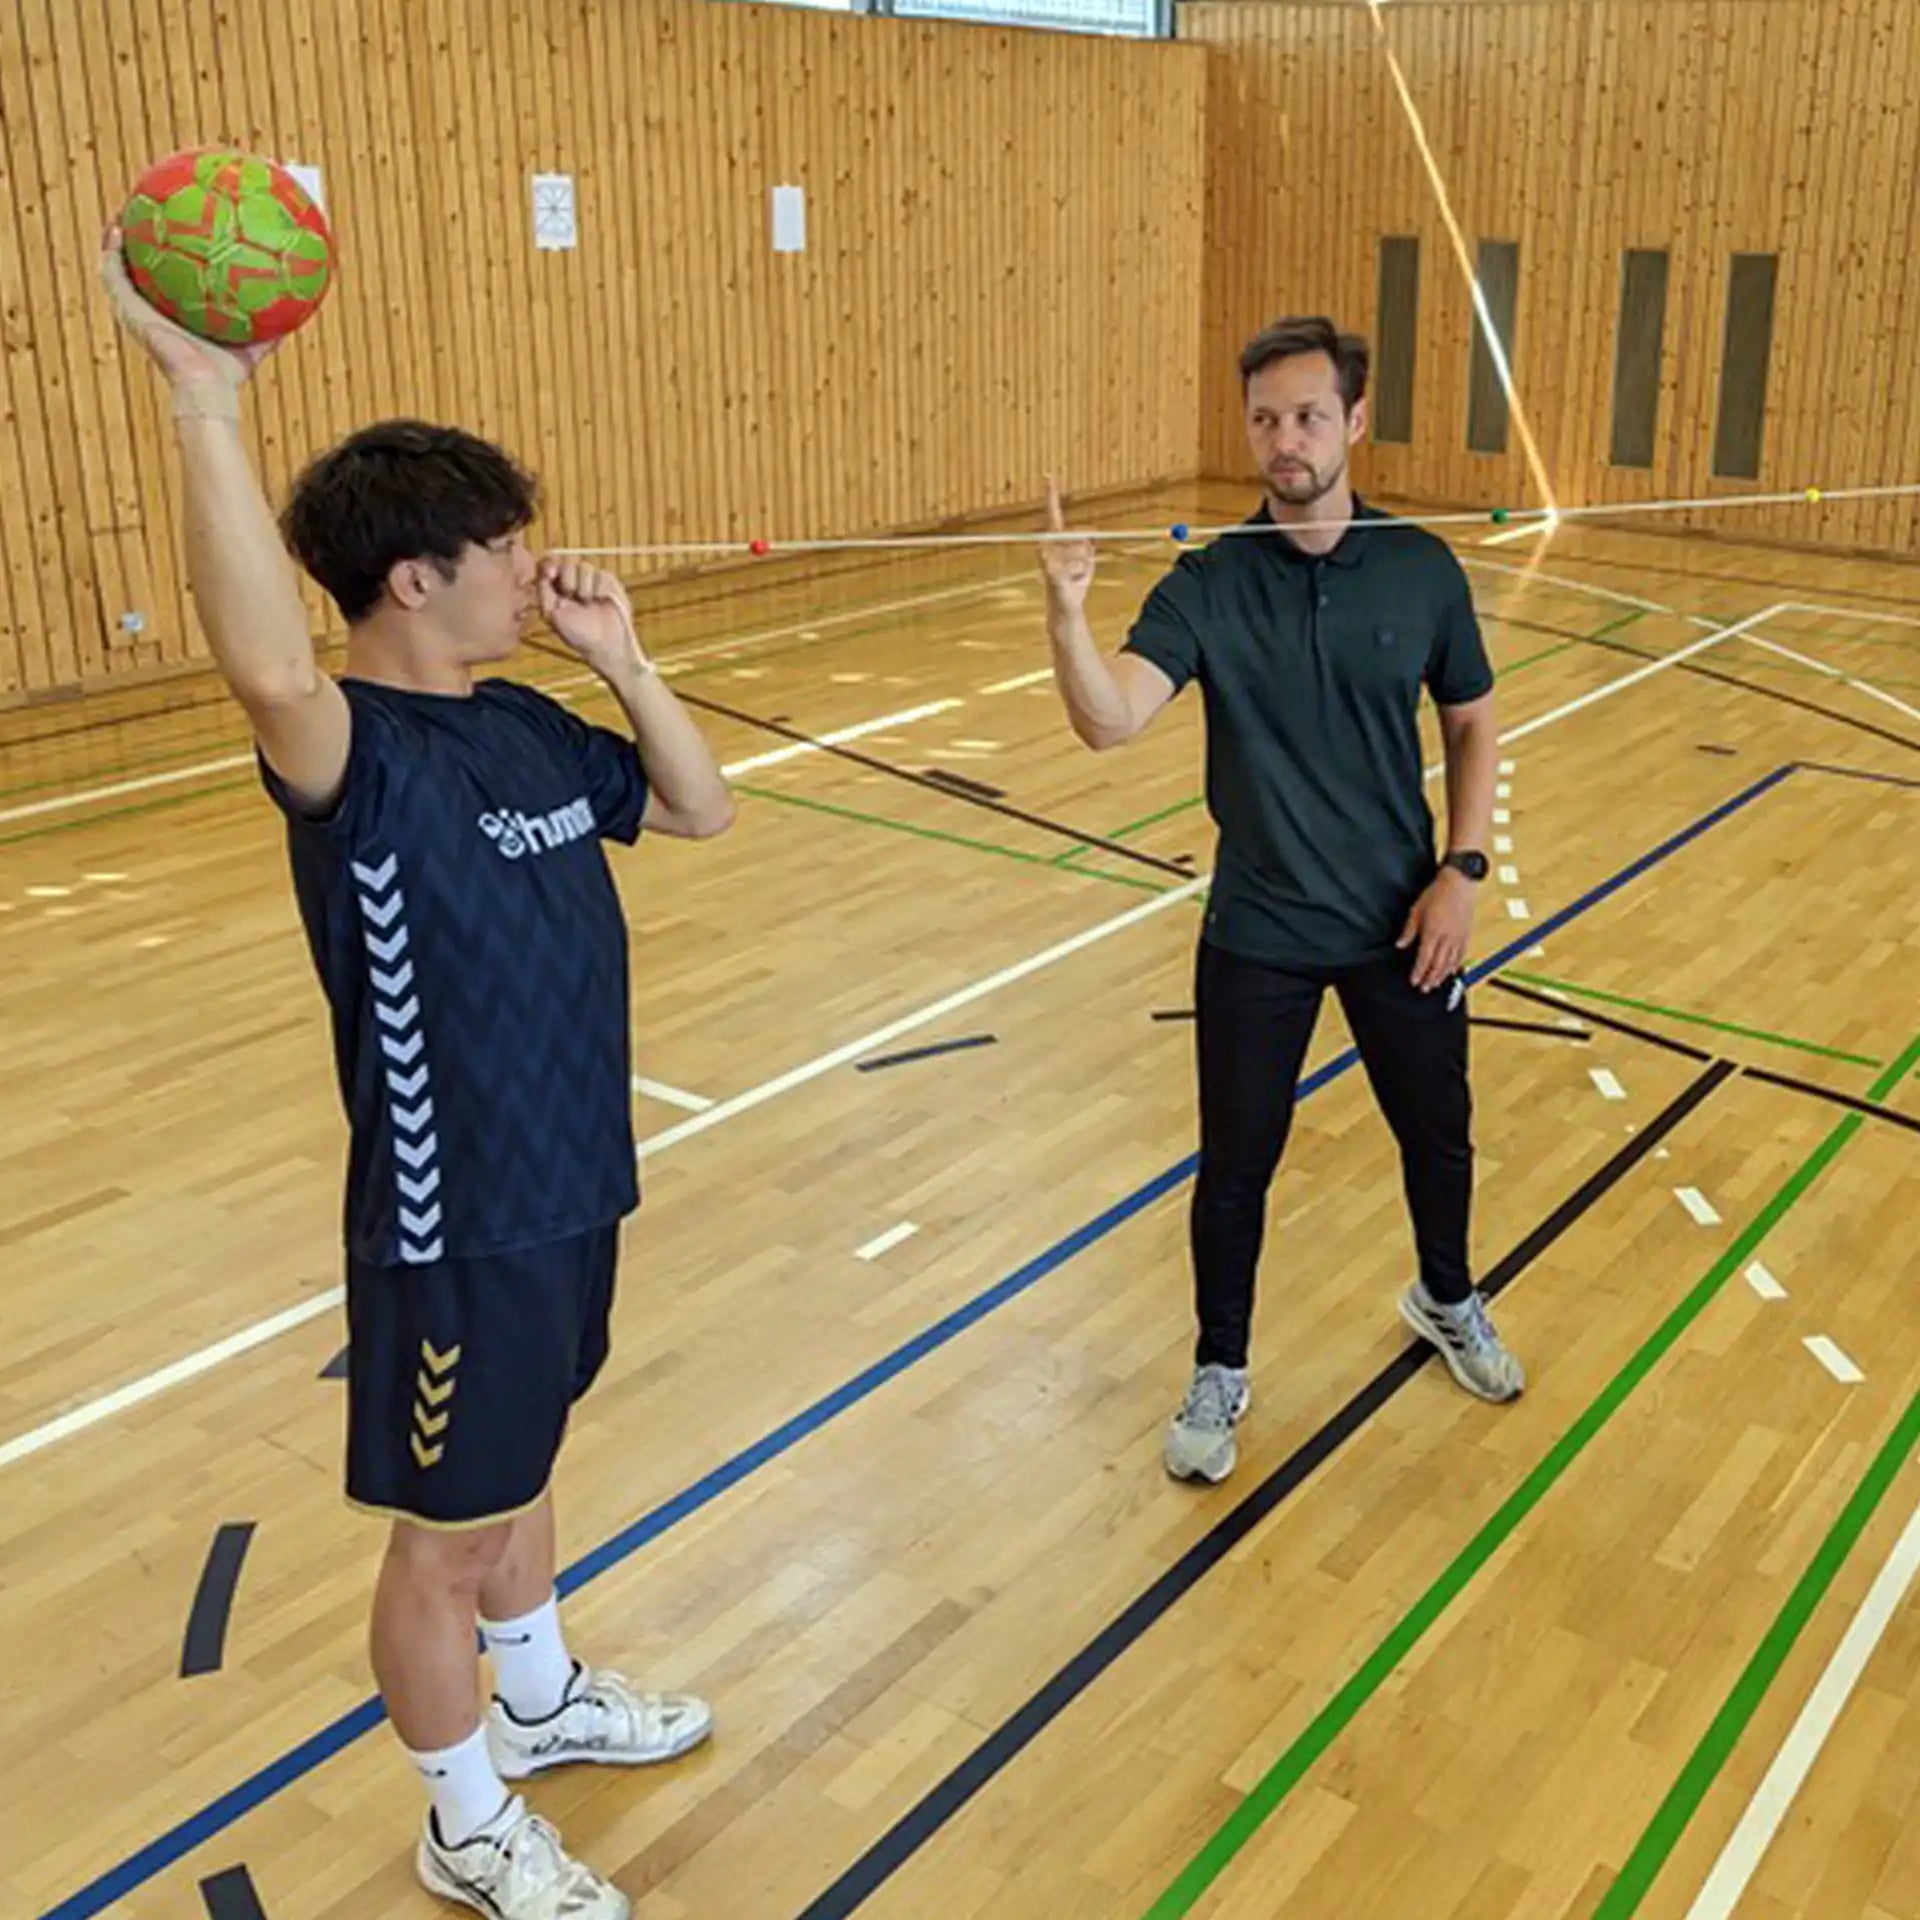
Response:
[36,763,1796,1920]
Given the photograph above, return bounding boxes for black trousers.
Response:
[1191,938,1474,1369]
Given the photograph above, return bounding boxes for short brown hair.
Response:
[1239,317,1369,412]
[281,420,540,624]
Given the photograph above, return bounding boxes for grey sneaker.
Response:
[1399,1281,1525,1402]
[1164,1363,1252,1483]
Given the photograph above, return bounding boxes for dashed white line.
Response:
[631,1077,714,1113]
[1590,1068,1626,1100]
[1506,898,1531,920]
[1676,1187,1723,1227]
[1803,1336,1864,1385]
[1745,1262,1788,1302]
[1498,864,1521,885]
[982,669,1054,694]
[856,1222,920,1262]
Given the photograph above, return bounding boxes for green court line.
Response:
[732,780,1172,894]
[1049,793,1206,871]
[1594,1368,1920,1917]
[1499,607,1649,676]
[1503,968,1884,1068]
[1140,1023,1920,1919]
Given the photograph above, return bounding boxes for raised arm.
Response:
[100,233,350,810]
[1039,477,1176,751]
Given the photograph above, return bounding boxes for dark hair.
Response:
[1239,317,1370,412]
[280,420,540,623]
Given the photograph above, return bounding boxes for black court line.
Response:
[180,1524,256,1678]
[198,1866,267,1920]
[856,1035,998,1073]
[1741,1065,1920,1139]
[674,690,1192,880]
[1490,977,1714,1062]
[1697,743,1739,756]
[1800,758,1920,791]
[318,1346,348,1381]
[1585,633,1920,757]
[1472,1014,1593,1042]
[792,1057,1736,1920]
[1150,1008,1195,1022]
[920,767,1007,802]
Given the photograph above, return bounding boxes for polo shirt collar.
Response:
[1248,494,1379,569]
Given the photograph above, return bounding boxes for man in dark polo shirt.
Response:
[1042,315,1522,1485]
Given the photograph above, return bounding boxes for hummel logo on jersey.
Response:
[477,796,595,859]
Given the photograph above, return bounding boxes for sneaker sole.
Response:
[1163,1388,1251,1485]
[416,1845,635,1920]
[493,1707,714,1781]
[1398,1296,1523,1404]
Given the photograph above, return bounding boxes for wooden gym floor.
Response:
[3,483,1919,1920]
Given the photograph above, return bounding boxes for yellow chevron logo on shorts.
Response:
[413,1404,450,1440]
[415,1370,456,1408]
[420,1338,462,1376]
[410,1431,445,1469]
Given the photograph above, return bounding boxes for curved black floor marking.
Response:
[1150,1008,1195,1022]
[1471,1013,1593,1042]
[791,1059,1735,1919]
[674,690,1192,880]
[1698,743,1739,756]
[318,1346,348,1380]
[1801,758,1920,791]
[180,1524,256,1678]
[1586,633,1920,756]
[1491,977,1713,1062]
[199,1865,266,1920]
[856,1035,997,1073]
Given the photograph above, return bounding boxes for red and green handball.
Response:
[120,148,334,345]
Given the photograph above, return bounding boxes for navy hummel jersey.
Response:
[261,678,648,1267]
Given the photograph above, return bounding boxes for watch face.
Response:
[1451,851,1489,880]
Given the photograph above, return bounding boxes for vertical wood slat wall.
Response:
[0,0,1207,704]
[1185,0,1920,559]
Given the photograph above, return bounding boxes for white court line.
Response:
[1499,759,1516,774]
[638,878,1209,1157]
[0,615,1777,1468]
[0,1293,341,1470]
[1494,809,1512,824]
[1496,782,1513,799]
[1681,1481,1920,1920]
[1494,835,1514,854]
[1780,596,1920,633]
[1744,630,1920,727]
[722,699,960,776]
[856,1222,920,1262]
[981,669,1054,694]
[1676,1187,1724,1227]
[1803,1335,1865,1385]
[632,1076,714,1113]
[1746,1261,1788,1301]
[0,573,1026,828]
[1590,1068,1626,1100]
[1506,898,1531,920]
[1479,518,1555,548]
[1498,864,1521,885]
[0,876,1209,1469]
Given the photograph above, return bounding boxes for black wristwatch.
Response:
[1443,849,1489,882]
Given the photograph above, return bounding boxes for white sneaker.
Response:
[1163,1363,1252,1484]
[490,1662,713,1781]
[416,1795,629,1920]
[1399,1280,1525,1402]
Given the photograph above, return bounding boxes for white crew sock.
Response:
[482,1593,576,1722]
[408,1723,510,1848]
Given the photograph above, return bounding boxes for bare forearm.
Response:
[1441,709,1499,853]
[1047,601,1134,748]
[601,656,733,831]
[175,411,319,699]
